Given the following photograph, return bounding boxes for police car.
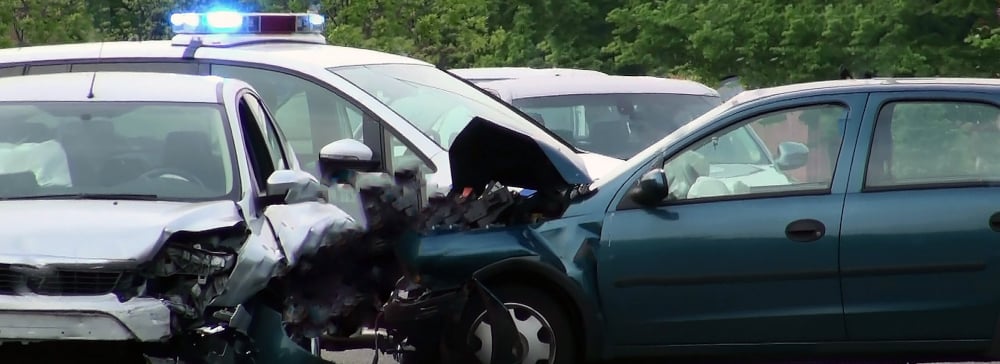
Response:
[0,11,623,195]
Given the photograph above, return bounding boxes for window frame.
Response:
[862,97,1000,193]
[613,93,868,212]
[235,89,278,196]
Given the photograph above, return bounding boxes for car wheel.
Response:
[456,284,578,364]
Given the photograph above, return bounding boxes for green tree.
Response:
[0,0,97,47]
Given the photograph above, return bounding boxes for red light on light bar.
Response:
[257,14,297,33]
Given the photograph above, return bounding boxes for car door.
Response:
[597,93,866,347]
[841,91,1000,341]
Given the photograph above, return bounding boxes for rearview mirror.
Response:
[317,139,381,181]
[774,141,809,171]
[628,168,670,207]
[265,169,317,199]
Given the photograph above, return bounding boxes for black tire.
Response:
[448,284,579,364]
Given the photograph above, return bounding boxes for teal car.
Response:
[383,78,1000,364]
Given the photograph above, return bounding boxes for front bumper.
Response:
[0,293,171,342]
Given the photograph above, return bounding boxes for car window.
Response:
[513,93,722,159]
[71,62,199,74]
[0,101,238,201]
[211,65,364,178]
[0,66,22,78]
[866,100,1000,189]
[26,64,69,75]
[243,94,287,171]
[662,103,848,202]
[237,97,276,192]
[387,131,432,176]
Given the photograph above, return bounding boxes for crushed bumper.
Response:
[0,294,171,342]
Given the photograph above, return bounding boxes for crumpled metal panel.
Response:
[0,199,243,265]
[264,200,364,267]
[209,220,285,307]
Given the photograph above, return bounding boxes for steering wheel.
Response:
[139,167,207,188]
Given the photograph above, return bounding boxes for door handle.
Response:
[785,219,825,242]
[989,212,1000,232]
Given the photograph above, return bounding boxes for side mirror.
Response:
[265,169,317,198]
[317,139,381,180]
[774,141,809,171]
[628,168,670,207]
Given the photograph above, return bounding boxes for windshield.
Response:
[512,93,721,159]
[0,102,237,201]
[331,64,564,150]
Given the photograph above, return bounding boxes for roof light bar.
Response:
[170,11,325,35]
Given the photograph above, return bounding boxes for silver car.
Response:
[474,75,804,189]
[0,71,354,361]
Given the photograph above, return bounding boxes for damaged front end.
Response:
[366,117,600,363]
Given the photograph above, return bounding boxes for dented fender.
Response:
[209,219,284,307]
[263,201,363,267]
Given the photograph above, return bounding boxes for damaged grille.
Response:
[0,264,126,295]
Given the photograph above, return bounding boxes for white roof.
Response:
[0,39,430,70]
[478,75,719,100]
[0,72,232,103]
[450,67,607,81]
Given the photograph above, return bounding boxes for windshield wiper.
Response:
[1,193,160,201]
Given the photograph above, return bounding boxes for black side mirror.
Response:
[317,139,381,183]
[628,168,670,207]
[774,141,809,171]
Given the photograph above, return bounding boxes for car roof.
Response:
[0,39,431,69]
[478,75,720,100]
[0,71,232,103]
[450,67,608,81]
[728,77,1000,106]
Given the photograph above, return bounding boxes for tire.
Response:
[449,284,579,364]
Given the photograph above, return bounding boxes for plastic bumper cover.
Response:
[0,294,171,342]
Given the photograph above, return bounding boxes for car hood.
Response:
[0,199,244,265]
[577,152,624,180]
[449,116,593,193]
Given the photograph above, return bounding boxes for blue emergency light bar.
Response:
[170,11,325,35]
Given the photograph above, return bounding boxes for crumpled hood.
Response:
[449,116,593,193]
[0,199,244,265]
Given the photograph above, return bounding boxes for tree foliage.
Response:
[2,0,1000,86]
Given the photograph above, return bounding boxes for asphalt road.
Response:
[323,349,399,364]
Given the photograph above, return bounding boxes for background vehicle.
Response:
[475,75,723,160]
[0,12,621,196]
[383,78,1000,364]
[0,70,364,363]
[449,67,608,83]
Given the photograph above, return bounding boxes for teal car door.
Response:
[597,94,866,349]
[841,91,1000,342]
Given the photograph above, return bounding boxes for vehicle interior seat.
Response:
[56,120,116,188]
[687,176,732,198]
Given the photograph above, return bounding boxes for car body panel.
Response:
[449,67,607,83]
[0,294,171,342]
[839,90,1000,341]
[0,200,242,264]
